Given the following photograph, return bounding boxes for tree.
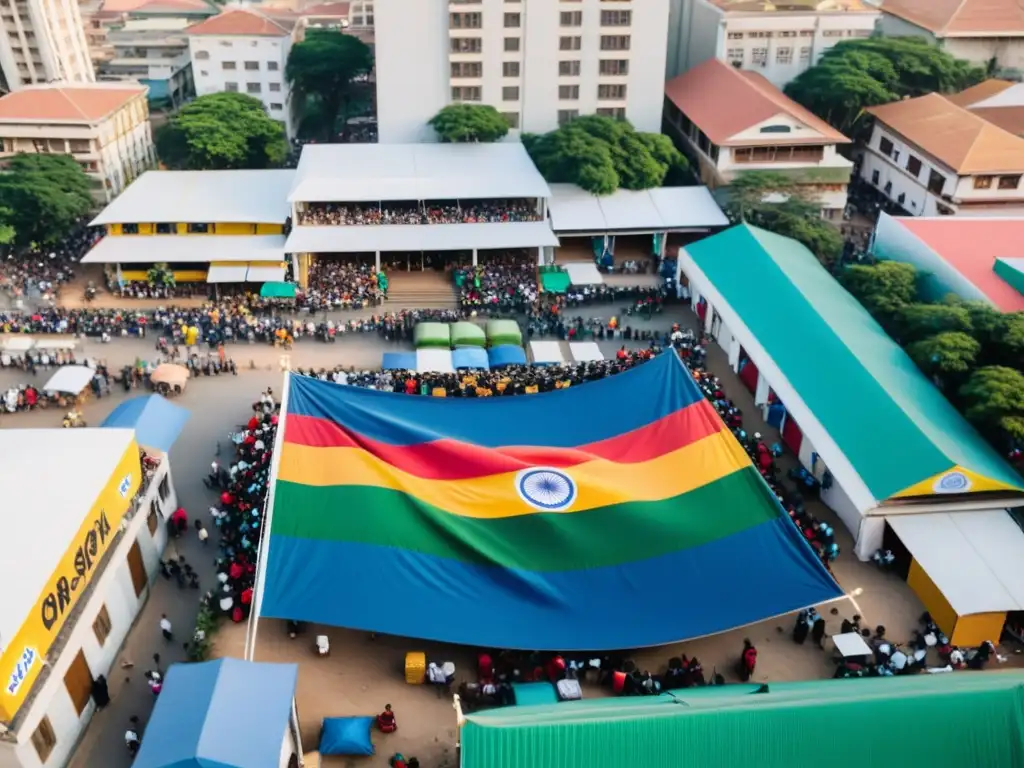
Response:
[523,115,687,195]
[894,302,972,344]
[907,331,980,385]
[147,263,175,288]
[784,37,986,135]
[0,207,16,246]
[0,153,93,246]
[287,30,373,142]
[156,93,288,170]
[839,261,918,324]
[429,104,511,143]
[960,366,1024,442]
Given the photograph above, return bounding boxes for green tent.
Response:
[540,269,571,294]
[414,322,451,349]
[450,321,486,348]
[485,318,522,347]
[260,282,296,299]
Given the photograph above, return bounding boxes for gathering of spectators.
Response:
[0,221,96,304]
[454,252,538,314]
[300,261,385,311]
[298,199,542,226]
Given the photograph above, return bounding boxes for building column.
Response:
[375,251,381,272]
[754,372,770,407]
[703,301,713,336]
[472,248,478,267]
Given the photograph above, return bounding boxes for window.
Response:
[195,50,209,60]
[600,35,630,51]
[974,175,994,189]
[244,60,259,70]
[799,30,814,37]
[451,38,483,54]
[727,32,743,40]
[504,12,520,27]
[776,46,792,64]
[559,59,580,76]
[219,40,233,46]
[751,47,767,65]
[878,136,894,157]
[158,473,170,500]
[268,61,278,71]
[502,111,520,129]
[147,499,160,534]
[559,36,581,51]
[727,48,744,63]
[599,59,628,75]
[271,103,283,110]
[503,61,520,77]
[871,169,880,185]
[93,604,113,646]
[601,9,631,25]
[822,29,843,37]
[221,61,236,70]
[560,10,582,26]
[224,82,238,92]
[999,174,1021,189]
[246,82,261,93]
[598,83,626,100]
[31,717,57,762]
[927,169,946,195]
[748,31,772,38]
[502,85,520,100]
[451,85,482,101]
[906,155,922,177]
[200,69,208,76]
[558,109,579,125]
[269,82,281,92]
[451,61,482,77]
[450,12,482,28]
[799,46,811,62]
[559,84,579,99]
[597,107,626,119]
[504,37,520,52]
[778,30,796,37]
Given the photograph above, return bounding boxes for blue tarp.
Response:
[320,716,375,756]
[132,658,298,768]
[452,347,490,370]
[381,352,416,371]
[100,394,189,453]
[488,345,527,368]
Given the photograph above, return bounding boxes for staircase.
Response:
[385,270,459,310]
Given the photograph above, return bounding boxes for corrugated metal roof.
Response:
[284,221,559,253]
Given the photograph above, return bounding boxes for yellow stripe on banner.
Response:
[892,465,1024,500]
[276,430,751,519]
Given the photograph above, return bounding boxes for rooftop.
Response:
[288,142,552,203]
[0,429,136,647]
[100,0,217,14]
[711,0,875,10]
[880,0,1024,36]
[186,7,296,35]
[284,221,559,254]
[665,59,849,146]
[948,80,1024,137]
[866,93,1024,174]
[547,184,728,233]
[90,169,296,225]
[299,1,350,17]
[81,234,288,264]
[0,84,146,124]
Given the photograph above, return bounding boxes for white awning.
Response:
[43,364,96,394]
[563,262,604,286]
[285,222,559,253]
[34,338,77,351]
[415,349,454,374]
[887,511,1024,615]
[547,184,729,233]
[569,341,603,362]
[246,264,287,283]
[81,235,288,264]
[207,264,249,283]
[529,340,564,365]
[1,337,34,352]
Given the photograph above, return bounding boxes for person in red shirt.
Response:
[739,639,757,682]
[377,704,397,733]
[171,508,187,536]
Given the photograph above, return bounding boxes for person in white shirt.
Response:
[159,614,173,640]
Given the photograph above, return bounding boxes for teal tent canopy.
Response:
[260,282,296,299]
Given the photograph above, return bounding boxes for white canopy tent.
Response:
[43,364,96,394]
[563,263,604,286]
[33,338,77,351]
[246,264,287,283]
[569,342,604,362]
[415,349,454,374]
[81,235,288,264]
[284,222,558,254]
[1,337,35,352]
[529,341,565,365]
[207,264,249,283]
[547,184,729,234]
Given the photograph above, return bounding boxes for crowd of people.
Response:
[300,261,386,311]
[297,200,541,227]
[0,221,96,304]
[454,253,538,314]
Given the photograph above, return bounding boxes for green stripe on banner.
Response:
[270,468,781,572]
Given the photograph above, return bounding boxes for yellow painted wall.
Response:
[105,222,281,236]
[213,222,255,235]
[907,559,958,638]
[137,223,153,235]
[173,270,208,283]
[176,222,189,234]
[295,252,310,290]
[108,223,122,236]
[256,223,284,235]
[951,612,1006,648]
[0,441,141,720]
[121,270,148,282]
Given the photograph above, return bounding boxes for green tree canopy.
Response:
[895,302,973,343]
[960,366,1024,443]
[907,331,980,384]
[839,261,918,323]
[287,30,373,141]
[428,104,511,143]
[156,93,288,170]
[523,116,687,195]
[784,37,986,135]
[0,154,93,246]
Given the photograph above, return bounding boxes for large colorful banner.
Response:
[261,354,841,650]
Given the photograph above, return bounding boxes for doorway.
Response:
[127,540,147,598]
[64,650,93,716]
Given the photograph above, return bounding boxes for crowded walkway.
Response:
[297,200,541,226]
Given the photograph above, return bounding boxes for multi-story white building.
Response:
[0,83,155,201]
[374,0,670,143]
[0,0,94,91]
[862,93,1024,217]
[665,58,852,218]
[666,0,879,89]
[187,8,299,138]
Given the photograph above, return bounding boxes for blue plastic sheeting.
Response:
[381,352,416,371]
[100,394,190,453]
[452,347,490,370]
[512,683,558,707]
[320,716,375,756]
[487,344,527,368]
[132,658,298,768]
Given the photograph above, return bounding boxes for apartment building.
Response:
[374,0,670,143]
[297,1,374,43]
[0,83,155,201]
[0,0,94,91]
[665,58,852,217]
[666,0,879,89]
[862,94,1024,217]
[187,8,300,138]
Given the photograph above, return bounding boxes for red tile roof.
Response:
[300,1,349,17]
[882,0,1024,36]
[0,85,146,123]
[186,7,295,36]
[896,217,1024,312]
[101,0,213,13]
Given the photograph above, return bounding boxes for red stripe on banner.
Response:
[283,400,725,480]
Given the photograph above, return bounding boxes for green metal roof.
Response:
[685,224,1023,501]
[461,673,1024,768]
[995,258,1024,297]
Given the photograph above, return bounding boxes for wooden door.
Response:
[127,540,147,598]
[64,650,92,716]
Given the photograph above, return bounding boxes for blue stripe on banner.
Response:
[285,352,702,448]
[260,517,841,650]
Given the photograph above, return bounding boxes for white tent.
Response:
[33,337,78,351]
[415,349,454,374]
[43,364,96,394]
[569,342,603,362]
[563,263,603,286]
[1,337,35,352]
[529,340,565,365]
